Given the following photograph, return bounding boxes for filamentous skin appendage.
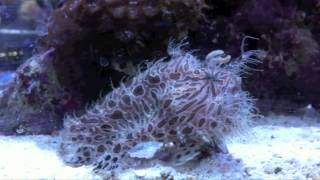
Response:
[59,45,263,176]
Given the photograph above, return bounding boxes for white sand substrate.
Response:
[0,114,319,180]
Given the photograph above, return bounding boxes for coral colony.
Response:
[201,0,320,107]
[0,0,207,135]
[59,45,264,176]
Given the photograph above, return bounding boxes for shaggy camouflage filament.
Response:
[60,47,260,175]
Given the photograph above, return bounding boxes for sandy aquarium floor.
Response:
[0,114,320,180]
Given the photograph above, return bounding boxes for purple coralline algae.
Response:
[0,49,83,135]
[196,0,320,109]
[59,46,263,177]
[0,0,208,135]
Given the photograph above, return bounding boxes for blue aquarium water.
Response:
[0,71,14,82]
[0,71,14,90]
